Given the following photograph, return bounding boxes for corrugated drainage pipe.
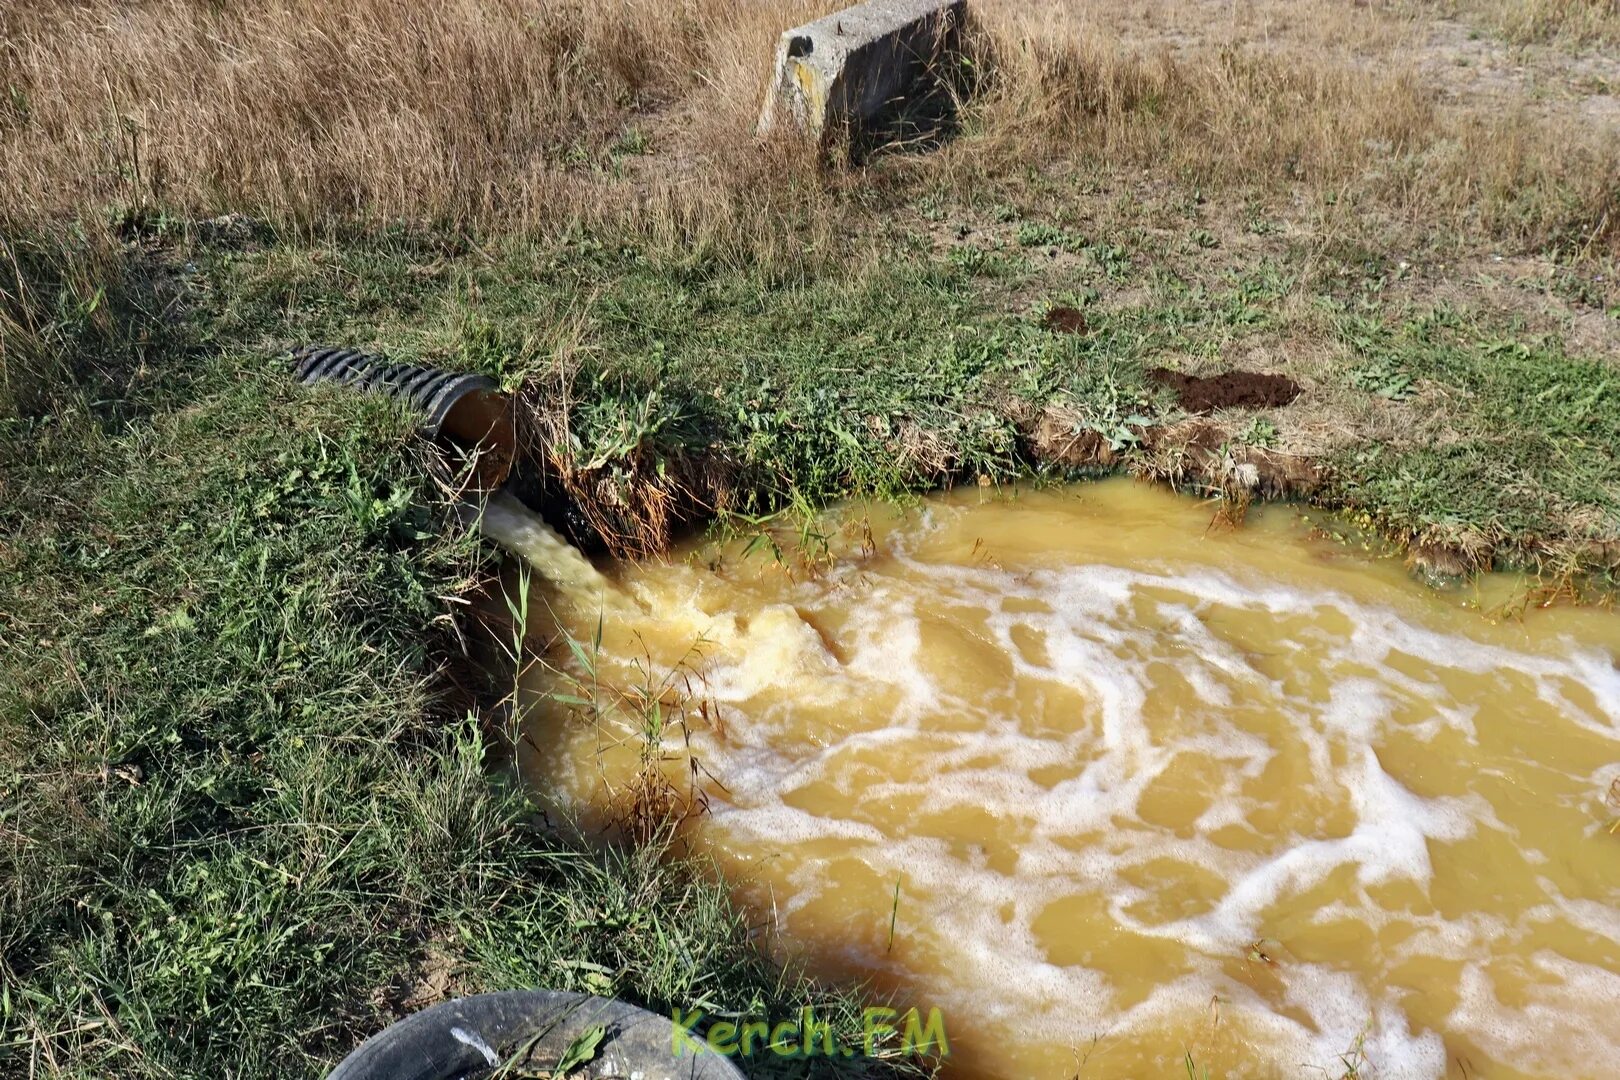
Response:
[291,345,516,489]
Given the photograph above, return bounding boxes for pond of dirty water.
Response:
[491,479,1620,1079]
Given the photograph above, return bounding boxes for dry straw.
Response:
[1,0,1613,256]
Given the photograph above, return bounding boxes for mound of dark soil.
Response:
[1148,367,1300,413]
[1042,305,1089,334]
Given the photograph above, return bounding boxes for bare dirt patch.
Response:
[1148,368,1302,413]
[1416,15,1620,127]
[1042,305,1089,333]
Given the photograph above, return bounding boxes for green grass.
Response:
[201,227,1165,510]
[1327,306,1620,559]
[188,218,1619,573]
[3,167,1617,1077]
[0,230,925,1079]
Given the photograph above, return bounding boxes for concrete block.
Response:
[757,0,967,138]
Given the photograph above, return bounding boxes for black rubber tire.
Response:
[326,990,748,1080]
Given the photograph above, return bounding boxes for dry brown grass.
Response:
[1458,0,1620,45]
[0,0,836,258]
[951,4,1617,250]
[0,0,1614,259]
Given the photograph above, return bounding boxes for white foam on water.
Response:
[702,603,841,702]
[1278,964,1449,1078]
[1449,952,1620,1075]
[531,497,1620,1078]
[1525,895,1620,946]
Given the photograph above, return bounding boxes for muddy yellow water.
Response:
[498,480,1620,1080]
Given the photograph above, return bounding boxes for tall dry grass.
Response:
[0,0,824,230]
[1460,0,1620,45]
[0,0,1614,256]
[960,4,1618,250]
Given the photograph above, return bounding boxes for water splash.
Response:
[471,490,619,605]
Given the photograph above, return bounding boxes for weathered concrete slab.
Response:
[757,0,967,138]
